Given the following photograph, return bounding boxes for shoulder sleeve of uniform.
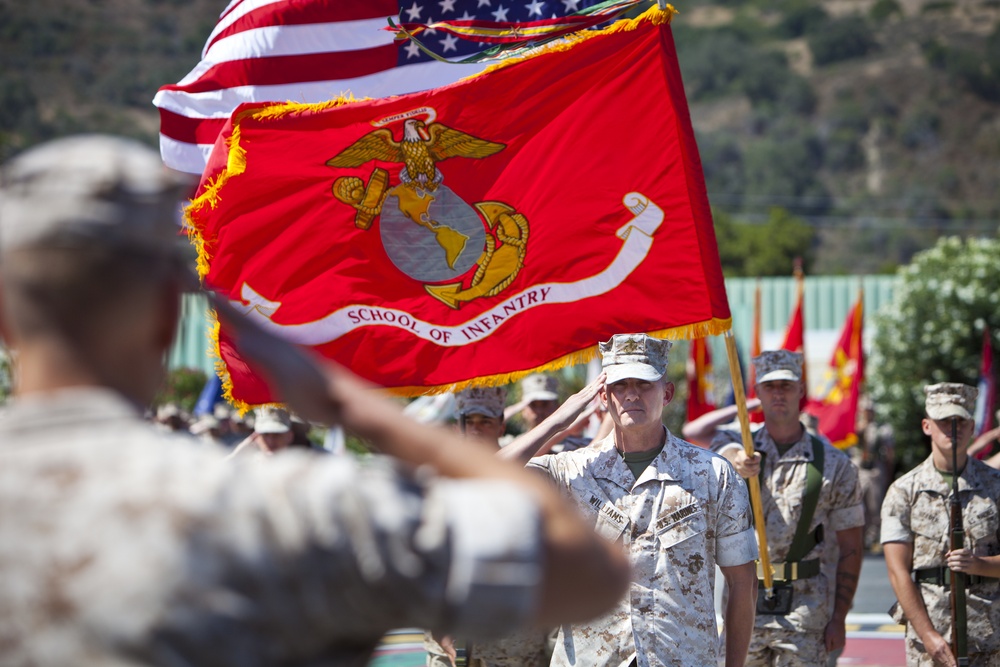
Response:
[710,426,743,454]
[824,448,865,532]
[713,458,759,567]
[880,477,914,544]
[525,453,555,476]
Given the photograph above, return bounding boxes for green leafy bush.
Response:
[713,207,816,277]
[774,2,829,38]
[897,105,940,149]
[154,368,209,414]
[869,237,1000,473]
[809,16,877,66]
[825,128,865,171]
[869,0,902,22]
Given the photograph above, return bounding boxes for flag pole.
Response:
[723,329,773,595]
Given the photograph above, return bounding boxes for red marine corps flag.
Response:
[807,292,864,449]
[687,338,716,422]
[188,7,733,406]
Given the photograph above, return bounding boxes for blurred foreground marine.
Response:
[882,382,1000,667]
[0,135,628,666]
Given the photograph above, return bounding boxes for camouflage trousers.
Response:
[745,626,826,667]
[905,638,1000,666]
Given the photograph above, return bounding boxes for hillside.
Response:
[680,0,1000,272]
[1,0,997,273]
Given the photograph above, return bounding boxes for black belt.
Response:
[758,558,820,582]
[913,566,999,587]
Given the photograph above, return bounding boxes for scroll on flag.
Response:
[975,326,996,437]
[687,338,716,422]
[806,293,864,449]
[152,0,611,174]
[186,7,733,406]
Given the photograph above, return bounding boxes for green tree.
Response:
[809,16,877,66]
[713,207,815,277]
[154,367,209,414]
[869,237,1000,474]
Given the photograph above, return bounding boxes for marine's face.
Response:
[523,399,558,427]
[922,416,974,456]
[601,377,672,431]
[462,413,504,445]
[258,431,293,454]
[756,379,804,422]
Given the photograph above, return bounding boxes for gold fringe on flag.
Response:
[389,316,732,397]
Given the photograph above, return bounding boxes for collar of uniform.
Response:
[591,426,681,489]
[0,386,143,442]
[913,454,984,495]
[756,427,813,462]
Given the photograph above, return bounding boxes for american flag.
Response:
[153,0,601,174]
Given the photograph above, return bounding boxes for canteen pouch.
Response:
[756,582,794,616]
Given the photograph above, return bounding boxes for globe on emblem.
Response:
[380,184,487,283]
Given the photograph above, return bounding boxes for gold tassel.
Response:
[473,4,676,79]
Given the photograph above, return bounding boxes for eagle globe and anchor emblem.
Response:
[327,108,528,308]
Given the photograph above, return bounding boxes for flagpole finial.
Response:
[657,0,668,9]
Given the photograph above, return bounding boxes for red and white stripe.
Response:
[153,0,486,174]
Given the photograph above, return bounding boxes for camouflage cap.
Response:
[752,350,803,384]
[254,407,292,434]
[0,135,191,255]
[924,382,977,421]
[455,386,508,419]
[599,333,672,384]
[189,415,220,436]
[156,403,182,421]
[212,403,233,421]
[520,373,559,403]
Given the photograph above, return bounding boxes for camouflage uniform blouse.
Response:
[528,429,757,667]
[712,426,864,632]
[0,389,544,667]
[881,455,1000,655]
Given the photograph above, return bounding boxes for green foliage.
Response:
[869,237,1000,474]
[923,26,1000,102]
[825,128,865,171]
[809,16,877,66]
[697,133,746,210]
[869,0,903,22]
[897,105,941,149]
[676,27,814,113]
[741,125,829,208]
[823,97,869,171]
[713,207,815,277]
[154,367,209,414]
[774,1,829,38]
[739,52,816,114]
[921,1,956,13]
